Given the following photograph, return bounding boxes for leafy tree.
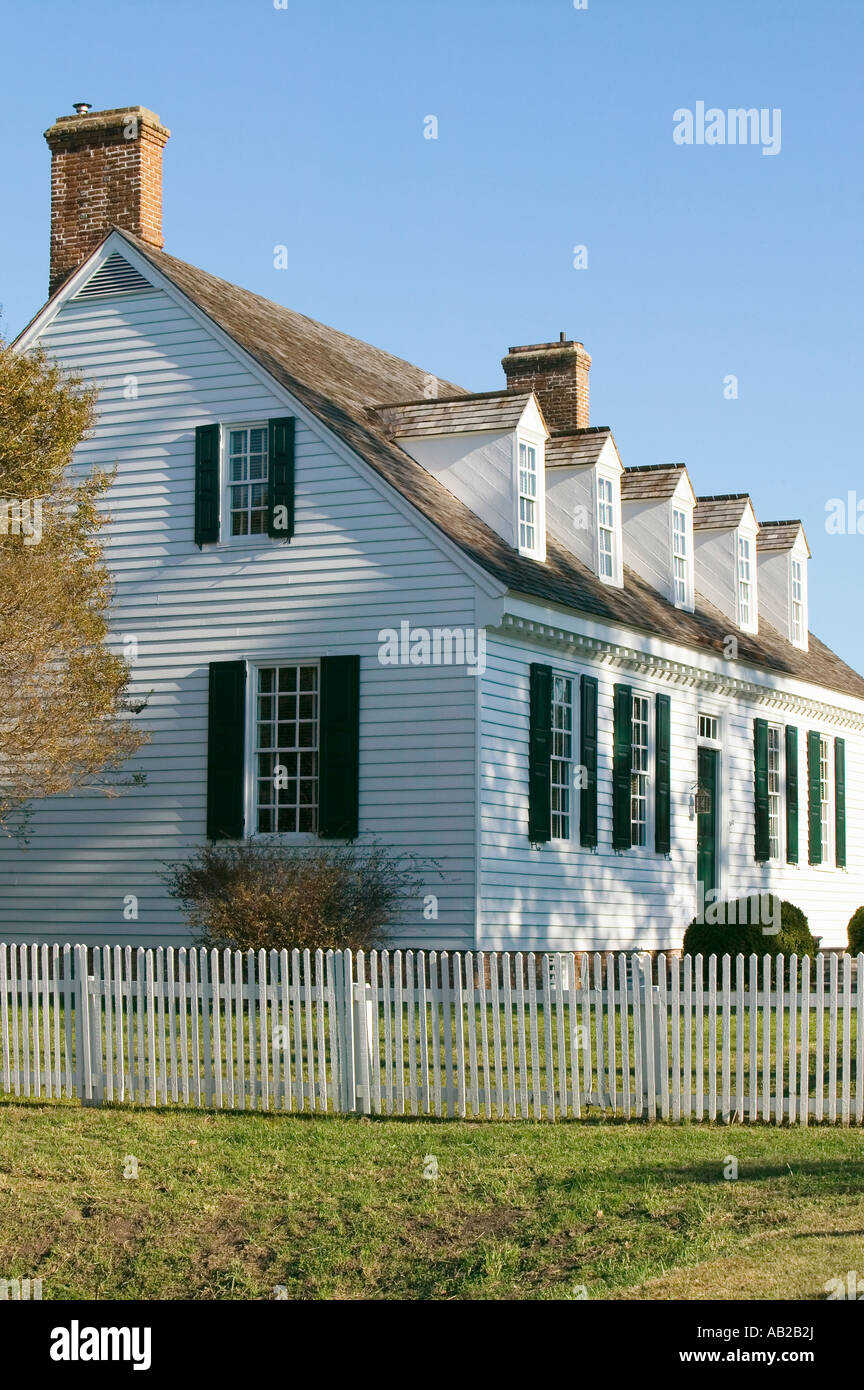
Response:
[0,339,147,832]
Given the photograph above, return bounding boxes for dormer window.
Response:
[597,475,616,579]
[737,534,753,627]
[672,507,690,605]
[791,558,804,644]
[518,441,539,552]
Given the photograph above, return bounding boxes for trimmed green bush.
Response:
[847,906,864,956]
[683,894,820,964]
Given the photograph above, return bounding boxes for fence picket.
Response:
[682,954,692,1121]
[555,954,567,1118]
[670,954,680,1123]
[0,947,9,1095]
[416,951,429,1115]
[454,954,466,1119]
[405,950,418,1117]
[815,954,825,1123]
[794,956,800,1128]
[800,954,811,1127]
[775,955,784,1127]
[477,952,491,1119]
[498,954,512,1118]
[618,953,630,1120]
[828,952,839,1124]
[694,954,704,1122]
[657,954,669,1121]
[394,951,405,1116]
[841,954,851,1127]
[465,953,479,1119]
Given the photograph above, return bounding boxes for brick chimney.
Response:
[44,104,170,297]
[501,335,591,434]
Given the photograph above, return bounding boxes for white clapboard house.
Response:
[3,104,863,951]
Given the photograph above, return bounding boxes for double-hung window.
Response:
[673,508,689,605]
[630,694,650,847]
[767,724,782,861]
[819,735,832,864]
[737,535,753,627]
[791,559,804,644]
[518,442,538,552]
[254,663,319,833]
[598,476,616,579]
[228,425,269,537]
[550,674,575,840]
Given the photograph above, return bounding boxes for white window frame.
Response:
[515,435,545,559]
[630,691,652,851]
[791,556,805,647]
[736,530,757,632]
[550,673,577,842]
[766,722,783,864]
[222,421,270,545]
[671,506,693,608]
[698,712,720,743]
[596,470,620,585]
[817,734,833,868]
[245,657,320,841]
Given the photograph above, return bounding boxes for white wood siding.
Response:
[398,430,517,547]
[0,288,483,948]
[694,528,737,623]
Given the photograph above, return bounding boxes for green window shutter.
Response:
[206,660,246,840]
[655,693,671,855]
[194,423,220,546]
[807,730,822,864]
[318,655,360,839]
[579,675,598,848]
[267,416,295,540]
[785,726,799,864]
[528,663,553,843]
[753,718,770,862]
[835,738,847,868]
[612,683,632,850]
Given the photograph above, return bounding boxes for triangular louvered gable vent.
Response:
[74,253,155,300]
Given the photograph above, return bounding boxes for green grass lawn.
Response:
[1,1100,863,1300]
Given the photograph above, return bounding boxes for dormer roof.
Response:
[374,389,541,439]
[621,463,692,502]
[544,426,618,469]
[757,520,811,556]
[694,493,755,531]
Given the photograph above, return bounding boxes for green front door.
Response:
[696,746,718,900]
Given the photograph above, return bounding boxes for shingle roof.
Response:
[96,230,864,704]
[757,520,811,555]
[545,427,616,469]
[621,463,688,501]
[694,494,752,530]
[374,390,534,438]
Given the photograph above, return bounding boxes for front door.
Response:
[696,746,718,901]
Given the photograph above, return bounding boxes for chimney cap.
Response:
[72,102,92,115]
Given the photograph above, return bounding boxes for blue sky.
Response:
[2,0,862,667]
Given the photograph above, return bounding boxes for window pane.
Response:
[227,424,268,538]
[255,665,319,833]
[630,695,649,847]
[550,675,574,839]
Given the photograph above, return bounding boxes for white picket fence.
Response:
[0,943,862,1124]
